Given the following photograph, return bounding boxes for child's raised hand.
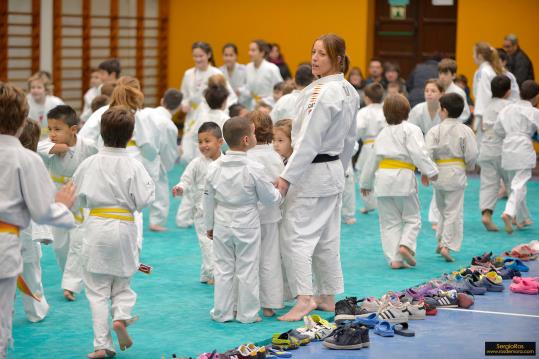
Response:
[172,185,183,197]
[421,175,430,187]
[50,144,70,155]
[56,181,76,209]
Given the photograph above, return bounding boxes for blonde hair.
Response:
[273,118,292,140]
[109,76,144,110]
[27,73,52,94]
[207,74,227,88]
[475,42,504,75]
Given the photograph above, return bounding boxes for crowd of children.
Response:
[0,34,538,359]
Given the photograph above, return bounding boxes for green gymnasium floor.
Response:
[9,165,539,358]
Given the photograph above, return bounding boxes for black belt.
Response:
[312,154,339,163]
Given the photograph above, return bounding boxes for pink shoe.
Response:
[512,276,539,284]
[510,280,539,295]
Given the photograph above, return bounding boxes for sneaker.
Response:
[285,329,310,346]
[360,297,382,313]
[453,277,487,295]
[480,275,504,292]
[377,301,409,323]
[271,332,299,351]
[403,301,426,320]
[498,266,521,280]
[296,315,335,341]
[323,323,365,350]
[424,291,459,308]
[334,297,365,324]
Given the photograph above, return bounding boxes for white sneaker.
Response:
[377,295,409,324]
[403,301,426,320]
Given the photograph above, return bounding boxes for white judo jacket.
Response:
[177,156,215,216]
[220,63,247,95]
[361,121,439,196]
[141,106,179,174]
[494,100,539,171]
[247,144,285,224]
[473,62,497,118]
[204,151,282,230]
[408,102,441,135]
[425,118,478,191]
[240,60,283,110]
[0,135,74,279]
[478,98,511,162]
[270,90,301,123]
[282,73,360,197]
[356,103,387,143]
[72,147,155,277]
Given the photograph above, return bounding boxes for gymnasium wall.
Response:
[167,0,374,88]
[455,0,539,89]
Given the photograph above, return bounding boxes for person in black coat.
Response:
[503,34,535,86]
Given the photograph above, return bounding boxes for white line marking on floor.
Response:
[438,308,539,318]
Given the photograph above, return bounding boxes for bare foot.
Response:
[390,261,406,269]
[263,308,275,317]
[278,295,317,322]
[482,213,499,232]
[399,246,416,266]
[440,247,455,262]
[344,218,357,225]
[431,223,438,231]
[359,208,372,214]
[64,289,75,301]
[501,213,513,234]
[149,224,167,232]
[112,320,133,351]
[206,278,214,285]
[315,295,335,312]
[254,316,262,322]
[517,219,533,229]
[87,349,116,358]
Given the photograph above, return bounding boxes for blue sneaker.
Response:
[498,266,521,280]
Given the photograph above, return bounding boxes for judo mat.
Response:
[9,164,539,358]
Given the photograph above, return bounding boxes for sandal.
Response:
[393,322,415,337]
[508,245,537,261]
[504,258,529,272]
[373,321,394,337]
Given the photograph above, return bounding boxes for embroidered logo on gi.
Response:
[307,84,324,114]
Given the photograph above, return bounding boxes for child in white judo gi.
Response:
[361,94,438,269]
[356,83,387,214]
[26,72,64,138]
[17,119,53,322]
[81,68,104,123]
[425,93,478,262]
[270,64,314,123]
[478,75,513,231]
[147,89,182,232]
[204,116,282,323]
[172,122,224,284]
[437,58,471,122]
[38,105,98,301]
[495,80,539,234]
[0,82,75,359]
[72,107,155,359]
[246,111,285,317]
[272,119,293,164]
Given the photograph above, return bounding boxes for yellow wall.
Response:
[456,0,539,90]
[167,0,373,88]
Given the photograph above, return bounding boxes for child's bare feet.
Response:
[344,218,356,225]
[149,224,167,232]
[399,245,416,266]
[440,247,455,262]
[501,213,513,234]
[390,261,407,269]
[431,223,438,231]
[359,208,372,214]
[263,308,275,317]
[278,296,317,322]
[87,349,116,358]
[482,212,499,232]
[112,320,133,351]
[206,278,214,285]
[315,295,335,312]
[64,289,75,301]
[517,218,533,229]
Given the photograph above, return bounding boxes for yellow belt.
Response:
[89,208,134,221]
[251,93,261,102]
[127,139,137,147]
[51,174,71,184]
[379,158,416,171]
[363,139,375,145]
[436,158,465,167]
[74,209,84,224]
[0,221,20,236]
[190,102,199,110]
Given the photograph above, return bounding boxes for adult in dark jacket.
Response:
[406,57,440,107]
[268,43,292,80]
[503,34,535,86]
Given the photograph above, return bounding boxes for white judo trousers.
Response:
[356,147,377,211]
[150,165,170,227]
[479,157,511,212]
[194,215,214,282]
[280,194,344,298]
[505,169,532,222]
[61,224,85,293]
[211,224,261,323]
[428,193,440,224]
[259,223,283,309]
[377,195,421,264]
[341,167,356,221]
[0,275,17,359]
[82,269,137,352]
[435,189,465,252]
